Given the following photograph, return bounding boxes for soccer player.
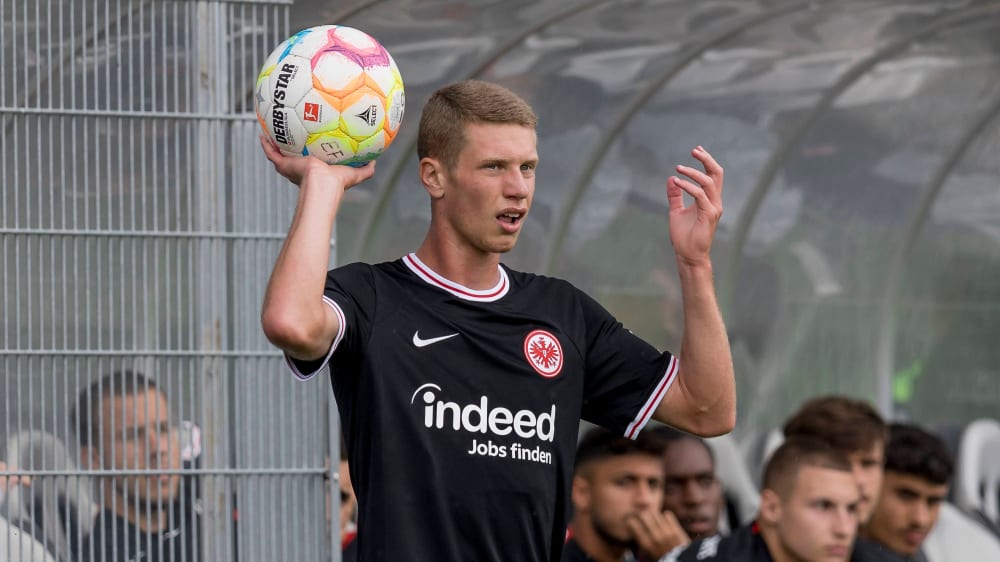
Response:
[649,426,725,540]
[74,371,199,562]
[782,397,887,525]
[781,396,891,562]
[861,423,952,561]
[564,428,688,562]
[259,79,735,561]
[666,437,860,562]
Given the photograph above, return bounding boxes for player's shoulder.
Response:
[502,264,580,294]
[663,534,725,561]
[328,259,404,282]
[850,537,910,562]
[666,525,766,562]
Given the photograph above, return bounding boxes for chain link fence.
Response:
[2,1,340,560]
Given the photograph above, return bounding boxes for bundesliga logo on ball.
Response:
[254,25,405,166]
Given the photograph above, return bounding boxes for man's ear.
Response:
[572,475,592,513]
[419,157,446,199]
[759,488,782,526]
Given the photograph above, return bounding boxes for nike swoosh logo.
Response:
[412,331,459,347]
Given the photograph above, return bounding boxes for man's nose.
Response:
[504,169,530,200]
[912,502,933,528]
[147,427,171,454]
[833,506,856,538]
[683,480,706,504]
[635,482,657,509]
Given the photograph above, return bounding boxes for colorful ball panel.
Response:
[256,25,405,166]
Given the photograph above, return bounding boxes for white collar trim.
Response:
[402,253,509,302]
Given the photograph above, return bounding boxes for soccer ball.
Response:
[254,25,405,166]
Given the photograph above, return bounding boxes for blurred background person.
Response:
[668,437,859,562]
[649,426,725,540]
[781,396,892,561]
[861,423,951,561]
[782,396,887,525]
[73,370,198,562]
[565,427,688,562]
[338,439,359,562]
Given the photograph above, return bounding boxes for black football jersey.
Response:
[667,526,914,562]
[665,523,773,562]
[287,254,677,561]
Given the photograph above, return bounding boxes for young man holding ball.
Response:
[260,79,735,561]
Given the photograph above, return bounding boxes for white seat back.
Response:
[0,514,57,562]
[953,418,1000,527]
[3,431,97,562]
[923,502,1000,561]
[706,433,760,526]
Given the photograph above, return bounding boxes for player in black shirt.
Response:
[260,79,736,561]
[666,438,859,562]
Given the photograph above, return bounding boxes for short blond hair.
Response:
[417,79,537,169]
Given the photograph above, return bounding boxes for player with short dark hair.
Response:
[564,428,688,562]
[260,78,736,561]
[666,437,859,562]
[861,423,953,561]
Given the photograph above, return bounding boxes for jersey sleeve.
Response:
[577,290,678,438]
[285,263,376,381]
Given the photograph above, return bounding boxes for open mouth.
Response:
[499,212,522,225]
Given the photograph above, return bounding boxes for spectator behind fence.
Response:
[73,370,199,562]
[861,423,952,561]
[259,78,736,561]
[649,426,725,540]
[564,428,688,562]
[667,437,859,562]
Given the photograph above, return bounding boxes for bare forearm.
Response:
[261,181,343,358]
[659,261,736,435]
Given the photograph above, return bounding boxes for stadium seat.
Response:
[741,428,785,487]
[3,431,97,562]
[953,418,1000,534]
[0,514,56,562]
[922,502,1000,561]
[706,434,760,528]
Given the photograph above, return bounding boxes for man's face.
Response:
[763,465,859,562]
[437,122,537,256]
[92,389,181,505]
[577,455,664,548]
[661,439,723,539]
[847,442,885,524]
[864,471,947,556]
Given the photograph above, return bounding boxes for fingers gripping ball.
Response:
[255,25,405,167]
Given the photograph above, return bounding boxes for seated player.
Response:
[564,428,689,562]
[649,426,725,540]
[861,423,952,561]
[666,437,860,562]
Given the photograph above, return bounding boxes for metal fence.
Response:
[1,1,339,561]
